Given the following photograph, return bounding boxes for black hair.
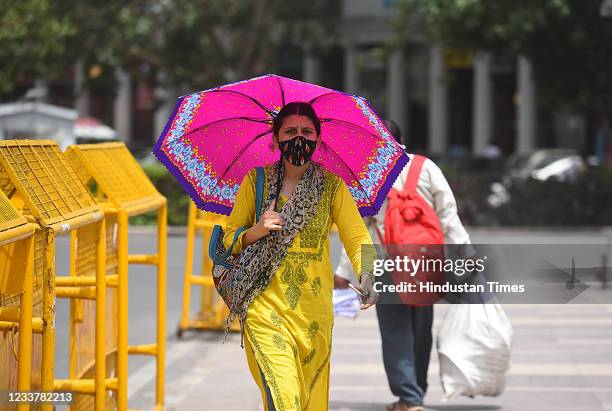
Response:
[272,102,321,136]
[384,119,402,144]
[270,102,321,214]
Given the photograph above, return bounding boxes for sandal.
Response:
[386,400,425,411]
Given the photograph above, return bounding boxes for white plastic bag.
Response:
[436,303,513,401]
[332,288,361,318]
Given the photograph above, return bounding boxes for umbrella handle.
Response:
[273,159,283,212]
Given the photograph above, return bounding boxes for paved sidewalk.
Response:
[111,228,612,410]
[46,228,612,410]
[128,303,612,410]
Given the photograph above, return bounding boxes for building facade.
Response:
[321,0,544,156]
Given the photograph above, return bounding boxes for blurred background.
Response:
[2,2,612,410]
[2,0,611,227]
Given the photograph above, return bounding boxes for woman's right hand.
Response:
[254,199,283,236]
[242,200,283,247]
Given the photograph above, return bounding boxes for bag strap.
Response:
[210,167,265,264]
[404,154,426,193]
[255,167,264,222]
[227,167,264,255]
[210,225,247,265]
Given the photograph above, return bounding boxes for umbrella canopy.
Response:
[153,74,408,216]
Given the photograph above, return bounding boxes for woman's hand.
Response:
[243,200,283,247]
[357,273,378,309]
[255,199,283,235]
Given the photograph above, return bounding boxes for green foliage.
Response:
[398,0,570,52]
[1,0,341,94]
[151,0,340,90]
[57,1,154,81]
[130,162,191,226]
[0,0,74,92]
[397,0,612,112]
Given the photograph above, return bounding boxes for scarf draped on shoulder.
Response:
[226,160,326,345]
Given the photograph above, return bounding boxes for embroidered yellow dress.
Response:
[224,164,372,410]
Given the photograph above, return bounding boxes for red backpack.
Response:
[381,155,445,306]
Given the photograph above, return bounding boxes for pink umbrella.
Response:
[152,74,408,216]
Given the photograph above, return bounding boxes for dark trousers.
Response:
[376,303,434,405]
[259,366,276,411]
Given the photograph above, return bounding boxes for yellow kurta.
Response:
[224,164,372,410]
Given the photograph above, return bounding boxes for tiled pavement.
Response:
[121,228,612,410]
[44,227,610,410]
[129,303,612,411]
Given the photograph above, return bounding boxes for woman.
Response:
[223,101,377,410]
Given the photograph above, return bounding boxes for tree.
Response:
[149,0,340,91]
[55,0,156,92]
[0,0,73,93]
[1,0,341,97]
[0,0,155,96]
[396,0,612,114]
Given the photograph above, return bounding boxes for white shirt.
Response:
[336,153,472,283]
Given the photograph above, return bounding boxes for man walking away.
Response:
[335,120,472,411]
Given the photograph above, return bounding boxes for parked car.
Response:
[488,148,585,207]
[504,149,584,183]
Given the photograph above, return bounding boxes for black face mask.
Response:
[278,136,317,166]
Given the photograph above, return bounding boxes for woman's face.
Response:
[275,114,320,147]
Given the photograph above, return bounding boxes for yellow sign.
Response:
[443,48,474,68]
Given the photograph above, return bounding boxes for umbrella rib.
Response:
[308,91,340,105]
[275,76,285,107]
[310,94,395,141]
[309,93,389,142]
[178,116,272,140]
[208,89,274,116]
[219,128,273,180]
[319,139,373,207]
[319,117,387,142]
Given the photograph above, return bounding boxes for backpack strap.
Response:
[404,154,426,193]
[254,167,264,222]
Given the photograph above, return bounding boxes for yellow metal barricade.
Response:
[0,140,107,411]
[0,189,38,411]
[65,142,167,411]
[62,218,118,411]
[177,204,239,337]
